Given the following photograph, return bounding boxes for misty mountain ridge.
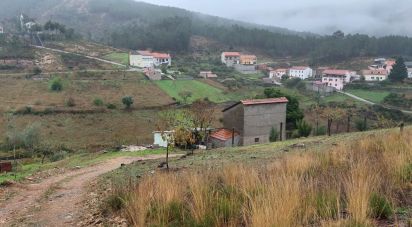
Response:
[0,0,310,39]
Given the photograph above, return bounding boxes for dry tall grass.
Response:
[121,129,412,226]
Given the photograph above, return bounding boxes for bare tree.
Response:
[190,99,216,145]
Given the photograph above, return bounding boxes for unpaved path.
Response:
[0,154,174,226]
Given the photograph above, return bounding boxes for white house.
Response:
[362,69,388,81]
[269,68,287,79]
[289,66,313,80]
[322,69,356,90]
[129,50,171,68]
[405,62,412,78]
[221,52,241,67]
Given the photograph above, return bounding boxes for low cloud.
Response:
[140,0,412,36]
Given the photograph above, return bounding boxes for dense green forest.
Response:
[1,0,412,64]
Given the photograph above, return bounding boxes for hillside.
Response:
[3,0,412,63]
[0,0,301,40]
[1,127,411,226]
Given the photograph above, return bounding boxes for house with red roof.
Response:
[221,52,241,67]
[129,50,171,68]
[362,69,388,81]
[221,52,258,74]
[289,66,313,80]
[321,69,356,90]
[221,97,288,146]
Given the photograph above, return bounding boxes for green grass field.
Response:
[102,52,129,65]
[155,80,230,103]
[346,89,390,103]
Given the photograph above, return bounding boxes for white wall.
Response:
[322,76,345,90]
[364,74,387,81]
[289,68,313,79]
[153,133,168,148]
[130,54,154,68]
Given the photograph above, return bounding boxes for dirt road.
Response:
[0,155,172,226]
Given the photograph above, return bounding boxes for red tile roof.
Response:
[385,60,396,66]
[241,97,289,105]
[151,52,171,59]
[323,69,351,76]
[223,52,241,57]
[210,128,239,141]
[363,69,388,75]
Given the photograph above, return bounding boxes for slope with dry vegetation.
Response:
[103,128,412,226]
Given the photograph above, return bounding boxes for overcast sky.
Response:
[139,0,412,36]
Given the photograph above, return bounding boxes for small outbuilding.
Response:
[209,128,240,148]
[153,131,173,148]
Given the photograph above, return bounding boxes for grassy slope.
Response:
[155,80,229,103]
[104,127,411,226]
[346,89,390,103]
[107,128,387,183]
[102,52,129,65]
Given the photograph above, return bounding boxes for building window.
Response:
[254,138,260,143]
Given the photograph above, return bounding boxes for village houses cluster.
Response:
[264,57,412,91]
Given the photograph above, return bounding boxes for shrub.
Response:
[93,98,104,106]
[369,193,393,219]
[49,150,68,162]
[48,76,63,91]
[107,103,117,109]
[105,194,125,212]
[355,119,368,131]
[269,127,278,142]
[65,97,76,107]
[122,96,134,109]
[23,106,33,114]
[32,67,42,75]
[315,126,327,136]
[296,120,312,137]
[284,78,302,88]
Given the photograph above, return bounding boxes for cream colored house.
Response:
[362,69,388,81]
[129,50,171,68]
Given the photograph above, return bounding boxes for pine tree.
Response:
[388,57,408,83]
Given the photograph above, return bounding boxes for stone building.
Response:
[222,98,288,146]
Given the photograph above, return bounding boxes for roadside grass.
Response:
[103,52,129,65]
[155,80,229,103]
[346,89,390,103]
[106,127,411,226]
[0,149,167,184]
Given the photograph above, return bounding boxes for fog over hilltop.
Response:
[141,0,412,36]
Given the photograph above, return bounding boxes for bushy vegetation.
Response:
[93,98,104,107]
[296,119,312,137]
[383,93,412,109]
[114,130,412,226]
[48,76,63,91]
[122,96,134,109]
